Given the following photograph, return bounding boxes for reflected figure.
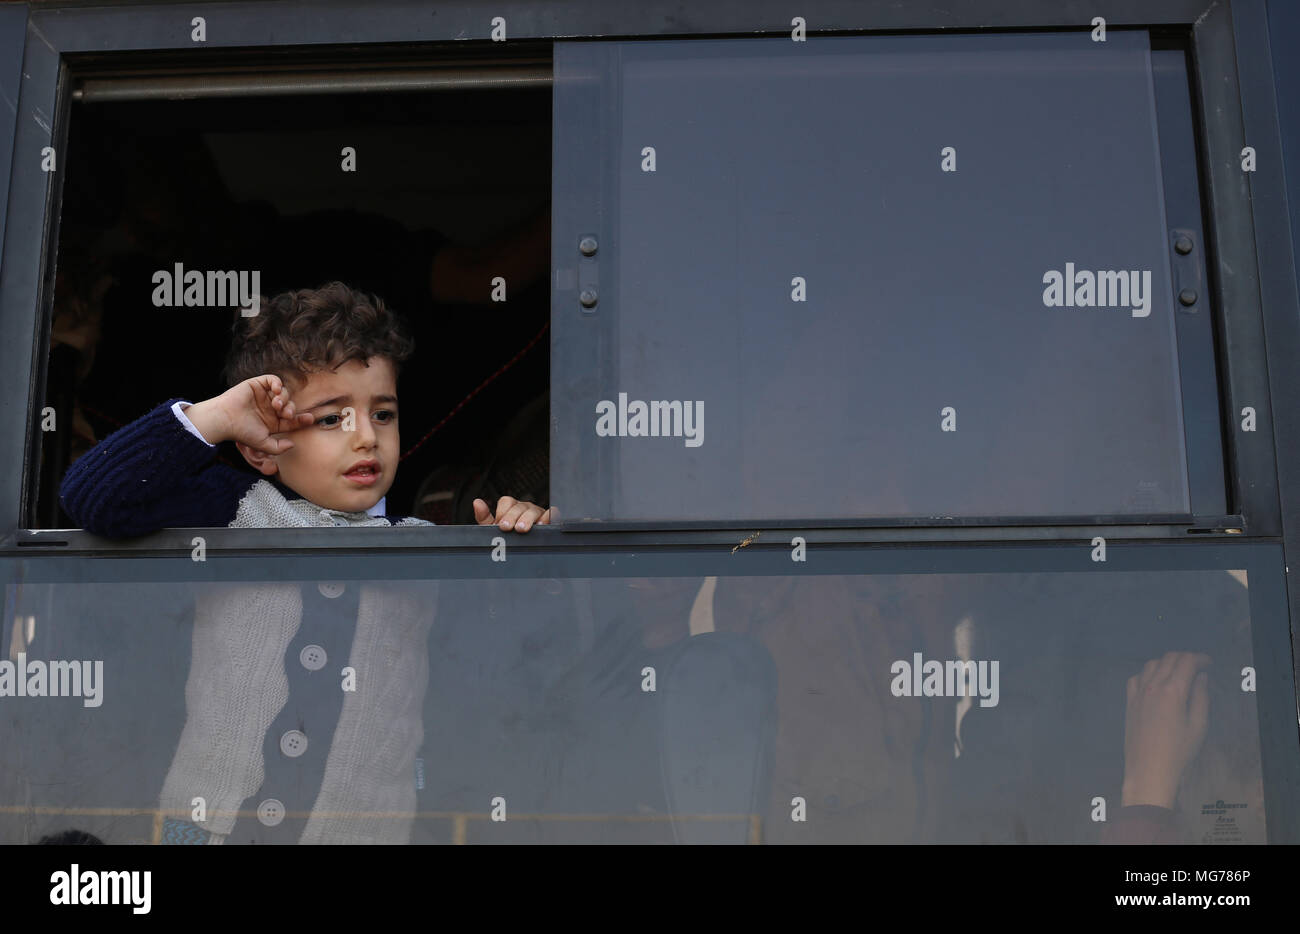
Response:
[10,563,1268,844]
[641,579,777,844]
[717,576,959,844]
[640,575,960,843]
[574,577,777,844]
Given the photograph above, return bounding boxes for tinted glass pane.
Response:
[553,32,1193,522]
[1,544,1289,844]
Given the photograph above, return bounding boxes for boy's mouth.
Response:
[343,459,382,486]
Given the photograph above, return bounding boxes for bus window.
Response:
[40,86,551,530]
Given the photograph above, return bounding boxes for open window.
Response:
[38,53,552,530]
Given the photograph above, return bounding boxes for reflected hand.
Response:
[473,495,551,532]
[1121,651,1211,809]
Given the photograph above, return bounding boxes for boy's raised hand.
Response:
[474,495,551,533]
[187,375,315,455]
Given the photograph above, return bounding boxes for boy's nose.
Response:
[351,416,378,447]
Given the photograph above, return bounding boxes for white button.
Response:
[300,644,327,671]
[257,798,285,826]
[280,730,308,758]
[317,581,345,599]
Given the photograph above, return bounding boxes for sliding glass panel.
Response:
[553,33,1204,523]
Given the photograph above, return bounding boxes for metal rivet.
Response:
[579,289,598,309]
[579,236,598,256]
[1174,236,1193,255]
[1179,288,1197,306]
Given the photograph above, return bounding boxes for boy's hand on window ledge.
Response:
[473,496,551,533]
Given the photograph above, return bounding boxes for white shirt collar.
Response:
[366,497,387,518]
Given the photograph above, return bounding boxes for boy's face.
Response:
[250,356,402,514]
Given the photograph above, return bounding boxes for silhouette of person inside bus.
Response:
[418,576,777,842]
[551,576,778,843]
[600,574,958,843]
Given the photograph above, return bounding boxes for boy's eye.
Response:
[316,410,395,427]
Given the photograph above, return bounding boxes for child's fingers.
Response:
[277,410,312,432]
[514,504,547,532]
[493,496,518,515]
[495,498,525,530]
[254,375,285,408]
[273,383,294,413]
[250,437,287,456]
[503,501,547,532]
[253,374,280,399]
[473,497,551,530]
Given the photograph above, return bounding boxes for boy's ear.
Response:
[234,441,280,476]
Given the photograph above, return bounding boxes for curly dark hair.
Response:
[222,281,415,389]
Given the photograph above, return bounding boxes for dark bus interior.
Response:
[37,77,551,528]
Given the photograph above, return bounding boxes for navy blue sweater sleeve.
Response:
[59,398,260,537]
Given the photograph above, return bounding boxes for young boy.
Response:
[59,282,549,843]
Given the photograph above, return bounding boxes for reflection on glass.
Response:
[0,569,1264,843]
